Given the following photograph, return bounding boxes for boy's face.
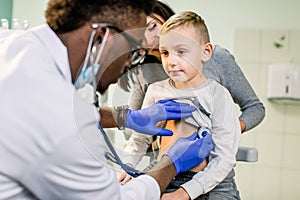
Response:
[159,25,212,87]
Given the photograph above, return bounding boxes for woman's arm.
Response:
[205,45,265,132]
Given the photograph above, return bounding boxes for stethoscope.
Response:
[98,122,144,177]
[97,96,211,178]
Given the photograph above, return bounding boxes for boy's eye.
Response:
[177,49,186,55]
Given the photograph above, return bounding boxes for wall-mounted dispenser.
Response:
[267,63,300,103]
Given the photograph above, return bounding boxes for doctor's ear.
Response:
[94,27,109,45]
[202,43,213,62]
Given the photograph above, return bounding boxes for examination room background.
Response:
[1,0,300,199]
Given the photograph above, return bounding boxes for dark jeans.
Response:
[166,169,240,200]
[144,162,240,200]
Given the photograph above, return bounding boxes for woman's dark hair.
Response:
[118,1,175,92]
[46,0,155,34]
[150,1,175,23]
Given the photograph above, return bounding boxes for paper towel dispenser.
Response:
[267,63,300,103]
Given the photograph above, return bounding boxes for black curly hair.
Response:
[46,0,156,34]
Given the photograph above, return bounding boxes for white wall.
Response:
[12,0,48,28]
[164,0,300,51]
[234,28,300,199]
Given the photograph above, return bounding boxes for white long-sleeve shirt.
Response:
[123,79,241,199]
[0,25,160,200]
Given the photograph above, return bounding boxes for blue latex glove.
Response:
[126,99,196,136]
[164,131,213,174]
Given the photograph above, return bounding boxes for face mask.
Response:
[74,63,100,89]
[74,28,110,90]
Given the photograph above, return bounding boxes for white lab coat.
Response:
[0,24,160,200]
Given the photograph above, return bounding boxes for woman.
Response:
[118,1,265,134]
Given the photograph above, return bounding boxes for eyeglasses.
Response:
[91,23,148,69]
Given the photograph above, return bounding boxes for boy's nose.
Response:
[167,53,178,67]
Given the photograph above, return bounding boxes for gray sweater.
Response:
[122,45,265,132]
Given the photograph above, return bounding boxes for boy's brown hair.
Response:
[160,11,210,44]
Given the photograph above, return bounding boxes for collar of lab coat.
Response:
[31,24,72,83]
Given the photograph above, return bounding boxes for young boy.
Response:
[120,11,241,199]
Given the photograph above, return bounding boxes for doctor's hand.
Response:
[163,132,213,174]
[126,99,196,136]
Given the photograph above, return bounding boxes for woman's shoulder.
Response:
[209,45,239,73]
[211,45,233,60]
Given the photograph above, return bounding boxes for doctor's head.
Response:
[45,0,155,94]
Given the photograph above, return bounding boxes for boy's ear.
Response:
[202,43,213,62]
